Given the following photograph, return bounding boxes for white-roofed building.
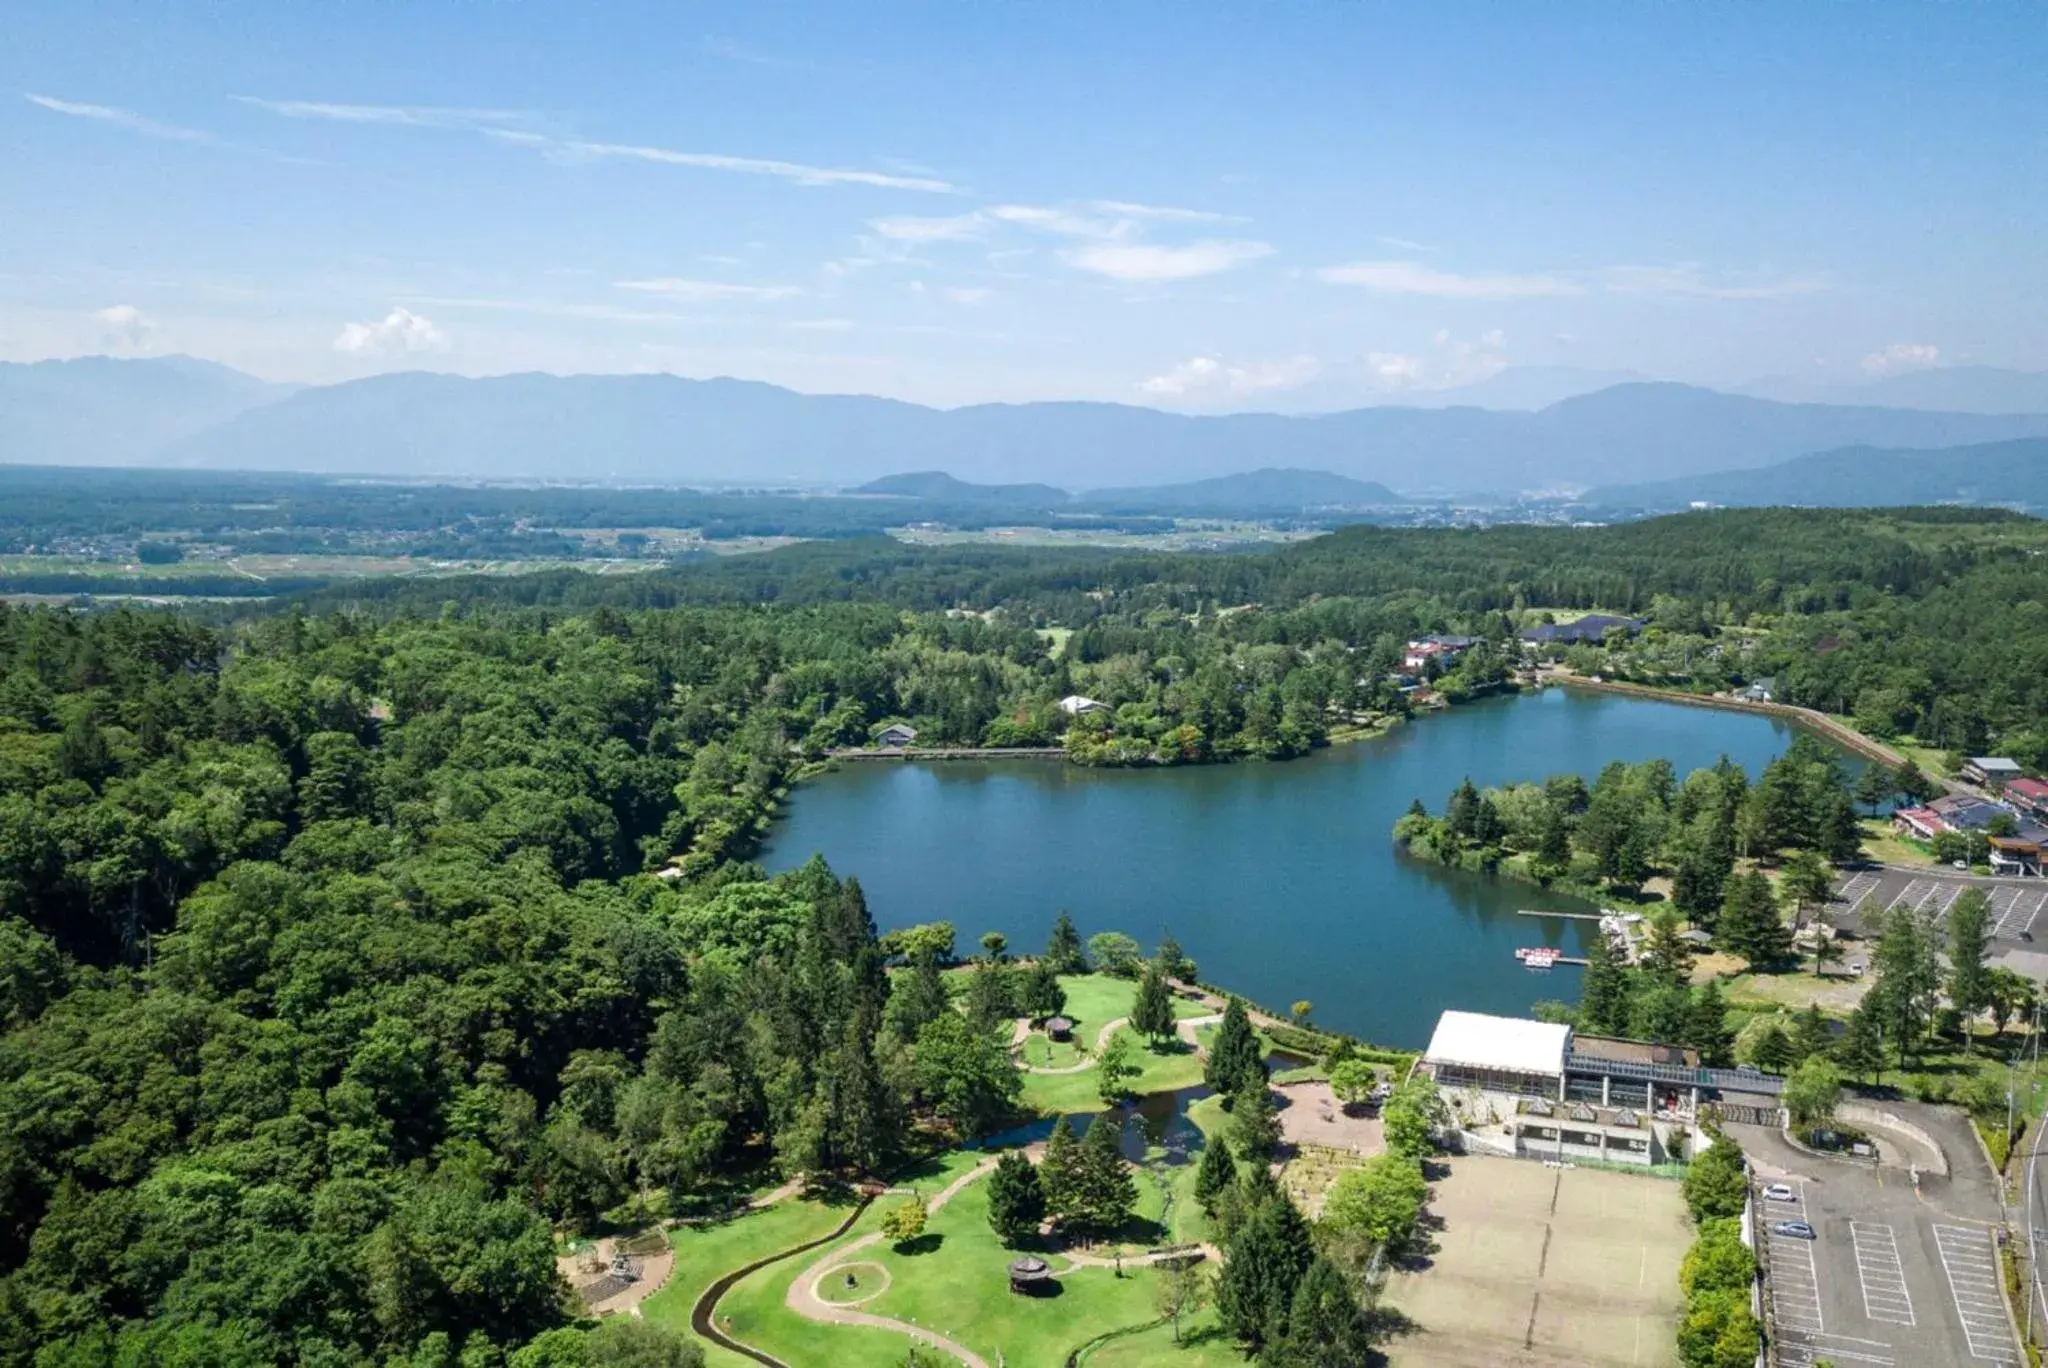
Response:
[1422,1010,1570,1097]
[1419,1009,1786,1167]
[1056,695,1109,716]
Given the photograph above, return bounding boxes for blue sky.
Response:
[3,3,2043,408]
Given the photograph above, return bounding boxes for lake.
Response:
[763,686,1820,1048]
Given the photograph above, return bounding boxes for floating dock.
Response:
[1516,909,1606,921]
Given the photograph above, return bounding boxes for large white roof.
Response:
[1424,1010,1570,1078]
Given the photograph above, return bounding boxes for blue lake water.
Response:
[763,686,1818,1048]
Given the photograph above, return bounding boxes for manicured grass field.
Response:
[711,1151,988,1368]
[638,1191,866,1367]
[1020,1036,1205,1114]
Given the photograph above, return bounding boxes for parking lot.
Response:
[1833,868,2048,944]
[1750,1154,2020,1366]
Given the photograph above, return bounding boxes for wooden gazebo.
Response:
[1045,1017,1074,1042]
[1007,1256,1053,1294]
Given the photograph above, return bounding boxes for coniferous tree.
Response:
[1577,930,1630,1036]
[1534,802,1572,876]
[1131,960,1176,1045]
[1233,1083,1282,1165]
[1156,930,1194,982]
[1719,872,1791,968]
[986,1150,1044,1247]
[1750,1022,1794,1073]
[1641,908,1696,984]
[1205,998,1266,1100]
[1444,778,1481,841]
[1279,1256,1378,1368]
[1193,1136,1238,1217]
[1075,1111,1137,1235]
[1790,1004,1833,1063]
[1686,981,1735,1067]
[1217,1194,1314,1352]
[1835,1003,1886,1083]
[1040,1116,1083,1225]
[1853,764,1894,816]
[1023,960,1066,1022]
[1869,906,1939,1067]
[1948,888,1992,1052]
[1044,911,1086,974]
[885,952,950,1039]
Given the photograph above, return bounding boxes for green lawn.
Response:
[646,1114,1241,1368]
[639,1191,868,1367]
[1020,1035,1205,1114]
[710,1151,988,1368]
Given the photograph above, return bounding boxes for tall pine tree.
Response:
[1131,961,1176,1046]
[1045,911,1086,974]
[985,1150,1044,1247]
[1205,998,1266,1100]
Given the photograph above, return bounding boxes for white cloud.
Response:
[1366,352,1425,384]
[946,287,993,305]
[1140,354,1320,398]
[233,96,525,127]
[93,304,156,353]
[1480,328,1506,348]
[333,307,448,355]
[485,129,956,192]
[787,318,855,331]
[866,212,989,243]
[1319,260,1580,300]
[986,204,1129,239]
[614,277,803,301]
[1600,263,1829,299]
[1375,235,1437,253]
[26,93,212,143]
[1085,200,1241,224]
[1861,342,1942,375]
[1065,240,1275,282]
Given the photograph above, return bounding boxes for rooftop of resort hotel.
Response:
[1570,1034,1700,1069]
[1423,1010,1572,1079]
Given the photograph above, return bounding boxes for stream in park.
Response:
[764,685,1829,1048]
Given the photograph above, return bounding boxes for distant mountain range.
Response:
[8,355,2048,496]
[853,471,1070,505]
[0,356,292,468]
[1080,468,1403,513]
[1734,366,2048,415]
[1586,437,2048,511]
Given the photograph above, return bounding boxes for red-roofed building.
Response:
[2008,777,2048,821]
[1893,807,1942,841]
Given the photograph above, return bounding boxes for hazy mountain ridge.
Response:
[10,356,2048,495]
[1080,467,1405,512]
[1585,437,2048,510]
[1735,365,2048,414]
[0,355,293,467]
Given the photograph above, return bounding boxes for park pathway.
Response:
[783,1157,999,1367]
[1009,1016,1130,1075]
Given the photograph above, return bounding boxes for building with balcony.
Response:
[1419,1009,1785,1166]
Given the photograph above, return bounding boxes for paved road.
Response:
[1731,1118,2021,1367]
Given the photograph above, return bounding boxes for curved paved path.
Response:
[785,1158,998,1367]
[689,1196,874,1368]
[1011,1016,1130,1074]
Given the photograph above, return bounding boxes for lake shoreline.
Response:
[763,688,1815,1047]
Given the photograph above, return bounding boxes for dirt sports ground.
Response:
[1385,1155,1691,1368]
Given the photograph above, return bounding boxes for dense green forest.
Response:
[5,504,2048,1363]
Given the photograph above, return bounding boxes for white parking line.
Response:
[1771,1231,1826,1334]
[1850,1221,1916,1326]
[1933,1223,2021,1364]
[1837,872,1880,907]
[1777,1330,1895,1367]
